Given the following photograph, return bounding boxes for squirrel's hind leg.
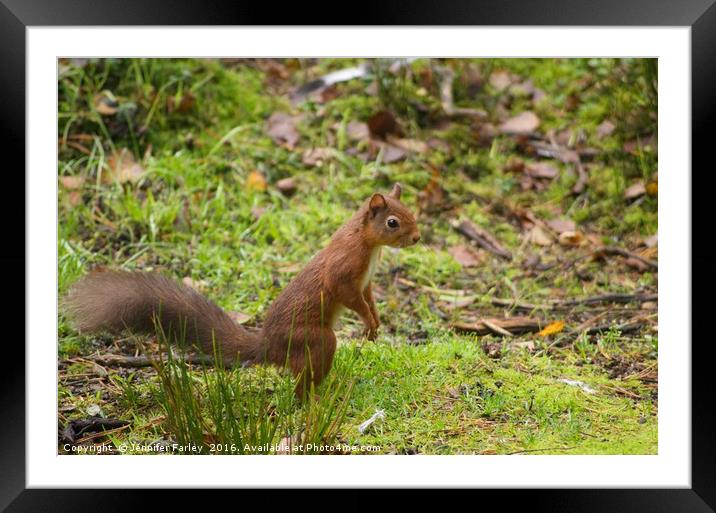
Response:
[291,328,337,400]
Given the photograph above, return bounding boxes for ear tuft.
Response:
[389,183,402,200]
[369,193,387,217]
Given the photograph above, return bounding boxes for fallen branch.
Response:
[452,318,542,336]
[89,353,215,368]
[593,246,658,270]
[452,219,512,260]
[493,293,657,311]
[557,293,657,307]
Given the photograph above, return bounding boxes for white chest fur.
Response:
[360,247,382,290]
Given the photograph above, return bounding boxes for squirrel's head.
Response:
[363,183,420,248]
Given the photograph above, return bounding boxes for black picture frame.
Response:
[4,1,714,511]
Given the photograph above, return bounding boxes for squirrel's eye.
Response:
[386,217,399,229]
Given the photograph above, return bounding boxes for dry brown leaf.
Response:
[371,141,407,164]
[448,245,483,268]
[346,121,369,141]
[558,230,586,247]
[266,112,301,149]
[367,110,401,139]
[276,177,297,197]
[104,149,145,184]
[59,176,85,190]
[547,218,576,234]
[227,311,252,325]
[624,181,646,200]
[499,111,540,135]
[182,277,208,293]
[302,147,334,166]
[596,120,616,139]
[167,91,195,114]
[526,162,559,179]
[527,225,553,246]
[385,135,429,154]
[489,70,512,92]
[66,191,82,207]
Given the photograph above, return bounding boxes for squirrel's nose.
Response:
[412,233,421,243]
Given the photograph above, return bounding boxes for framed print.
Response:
[4,0,715,511]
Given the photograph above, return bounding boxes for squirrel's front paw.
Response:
[363,325,379,341]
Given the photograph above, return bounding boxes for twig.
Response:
[452,318,542,336]
[452,219,512,260]
[89,353,215,368]
[557,293,657,307]
[594,246,658,270]
[481,319,515,337]
[506,446,576,455]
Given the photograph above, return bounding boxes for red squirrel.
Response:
[64,183,420,397]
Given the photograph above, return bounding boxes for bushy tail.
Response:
[63,270,261,365]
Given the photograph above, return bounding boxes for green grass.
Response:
[58,57,657,454]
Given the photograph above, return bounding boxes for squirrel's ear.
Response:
[368,193,387,218]
[389,183,402,200]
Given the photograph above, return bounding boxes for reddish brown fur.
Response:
[63,183,420,397]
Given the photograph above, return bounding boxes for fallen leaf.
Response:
[448,245,483,268]
[246,171,267,192]
[276,177,297,197]
[367,110,401,139]
[558,230,586,247]
[489,70,512,91]
[418,171,450,213]
[59,176,85,190]
[386,135,429,154]
[499,111,540,135]
[302,147,334,166]
[227,311,252,325]
[104,149,145,184]
[646,180,658,196]
[623,134,657,155]
[372,141,407,163]
[596,120,616,139]
[527,225,553,246]
[624,181,646,200]
[266,112,301,149]
[66,191,82,207]
[538,320,565,337]
[182,277,208,293]
[547,218,576,234]
[525,162,559,179]
[167,91,195,114]
[346,121,369,141]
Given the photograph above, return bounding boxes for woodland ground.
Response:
[58,58,658,455]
